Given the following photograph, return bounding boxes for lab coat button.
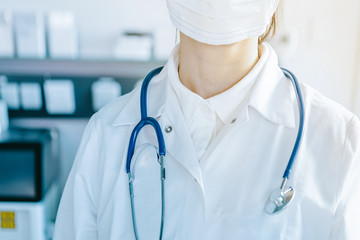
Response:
[231,118,237,124]
[165,125,173,133]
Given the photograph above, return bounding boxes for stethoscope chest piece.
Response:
[265,186,295,214]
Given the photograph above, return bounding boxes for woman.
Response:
[53,0,360,239]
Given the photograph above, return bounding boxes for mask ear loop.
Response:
[175,28,179,45]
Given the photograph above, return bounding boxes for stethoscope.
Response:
[126,66,305,240]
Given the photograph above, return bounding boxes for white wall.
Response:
[273,0,360,113]
[354,21,360,116]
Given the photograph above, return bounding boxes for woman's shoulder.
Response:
[300,82,358,126]
[299,82,360,156]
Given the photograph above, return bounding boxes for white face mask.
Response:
[166,0,279,45]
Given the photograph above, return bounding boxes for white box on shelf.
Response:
[0,100,9,134]
[0,82,20,110]
[47,11,79,59]
[0,11,15,58]
[43,79,76,115]
[14,12,46,59]
[114,33,153,61]
[91,77,122,112]
[20,82,43,110]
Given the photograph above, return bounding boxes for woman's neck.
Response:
[178,33,260,99]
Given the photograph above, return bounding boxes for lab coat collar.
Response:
[247,43,296,128]
[112,65,168,126]
[113,43,295,129]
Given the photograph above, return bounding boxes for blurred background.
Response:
[0,0,359,239]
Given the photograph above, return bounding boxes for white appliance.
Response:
[0,128,59,240]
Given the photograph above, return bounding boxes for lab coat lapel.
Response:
[112,65,204,191]
[248,45,296,128]
[160,89,204,190]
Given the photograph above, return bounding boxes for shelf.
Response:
[0,58,166,78]
[0,58,166,118]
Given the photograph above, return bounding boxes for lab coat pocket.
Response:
[131,143,163,240]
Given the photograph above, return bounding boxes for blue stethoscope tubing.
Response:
[126,66,166,172]
[126,66,165,240]
[280,68,305,181]
[126,66,305,239]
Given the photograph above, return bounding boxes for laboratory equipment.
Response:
[0,128,59,240]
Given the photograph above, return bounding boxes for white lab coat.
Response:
[53,45,360,240]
